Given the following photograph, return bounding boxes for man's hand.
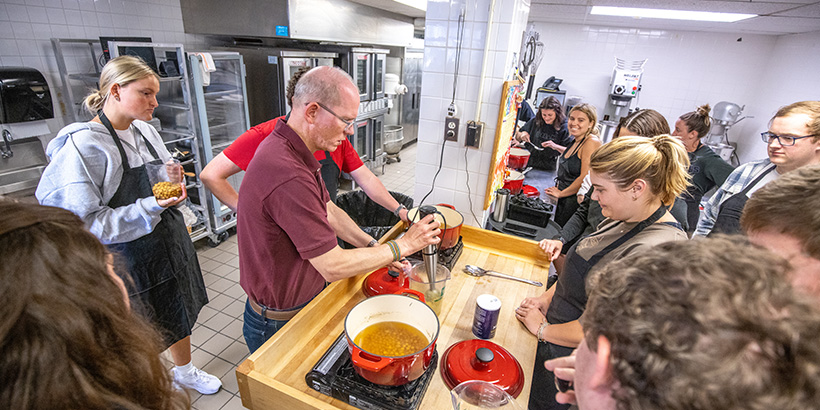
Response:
[397,214,440,256]
[545,350,578,405]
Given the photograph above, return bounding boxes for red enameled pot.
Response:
[362,267,409,297]
[508,147,530,170]
[503,170,525,195]
[345,294,439,386]
[440,339,525,398]
[407,204,463,250]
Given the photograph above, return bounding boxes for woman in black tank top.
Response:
[545,104,602,227]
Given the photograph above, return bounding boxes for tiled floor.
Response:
[180,143,417,410]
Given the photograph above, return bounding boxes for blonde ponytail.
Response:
[82,55,158,115]
[591,134,690,205]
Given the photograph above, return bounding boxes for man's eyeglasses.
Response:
[314,102,356,132]
[761,131,815,147]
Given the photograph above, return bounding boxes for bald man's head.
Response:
[292,66,357,109]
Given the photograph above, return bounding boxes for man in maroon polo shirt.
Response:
[237,66,440,352]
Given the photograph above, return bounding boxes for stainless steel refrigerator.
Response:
[217,47,337,126]
[400,50,422,145]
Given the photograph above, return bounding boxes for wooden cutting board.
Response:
[236,224,552,409]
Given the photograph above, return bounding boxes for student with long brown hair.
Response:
[0,201,190,410]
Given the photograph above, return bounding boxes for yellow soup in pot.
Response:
[354,321,429,357]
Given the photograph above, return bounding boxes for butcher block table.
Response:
[236,224,551,409]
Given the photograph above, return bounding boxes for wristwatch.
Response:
[367,239,379,247]
[393,204,407,217]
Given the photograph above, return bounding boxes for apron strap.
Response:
[587,204,668,267]
[132,125,160,160]
[738,165,776,196]
[99,111,131,170]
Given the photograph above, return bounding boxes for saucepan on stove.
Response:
[407,204,463,250]
[503,170,525,195]
[507,147,530,171]
[344,294,439,386]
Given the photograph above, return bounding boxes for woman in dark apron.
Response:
[515,96,572,171]
[545,103,602,227]
[35,56,220,395]
[515,135,691,410]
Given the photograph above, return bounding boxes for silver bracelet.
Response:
[367,239,379,247]
[393,204,407,217]
[537,321,549,343]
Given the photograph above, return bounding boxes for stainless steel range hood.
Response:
[180,0,415,47]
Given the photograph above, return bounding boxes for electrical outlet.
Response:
[444,117,459,142]
[465,121,484,148]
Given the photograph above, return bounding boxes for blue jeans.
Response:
[243,299,289,353]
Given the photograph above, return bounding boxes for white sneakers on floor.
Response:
[172,366,222,395]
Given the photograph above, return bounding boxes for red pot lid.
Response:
[522,185,539,198]
[362,267,409,297]
[440,339,525,398]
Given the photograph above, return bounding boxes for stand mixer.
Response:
[707,101,750,163]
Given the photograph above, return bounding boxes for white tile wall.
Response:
[417,0,531,227]
[527,22,820,163]
[0,0,210,143]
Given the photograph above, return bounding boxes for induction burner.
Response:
[406,236,464,273]
[306,332,439,410]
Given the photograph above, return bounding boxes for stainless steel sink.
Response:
[0,136,48,196]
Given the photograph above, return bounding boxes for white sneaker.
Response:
[172,366,222,395]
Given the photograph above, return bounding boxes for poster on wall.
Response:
[483,80,523,210]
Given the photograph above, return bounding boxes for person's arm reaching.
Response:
[310,215,440,282]
[349,166,409,222]
[200,152,242,212]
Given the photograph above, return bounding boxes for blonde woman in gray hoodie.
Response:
[36,56,221,395]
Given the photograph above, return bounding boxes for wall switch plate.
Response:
[465,120,484,148]
[444,117,459,142]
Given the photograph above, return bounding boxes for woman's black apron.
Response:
[553,137,587,227]
[100,112,208,347]
[708,166,775,236]
[530,205,669,410]
[319,150,341,202]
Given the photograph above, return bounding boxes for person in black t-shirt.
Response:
[516,96,574,171]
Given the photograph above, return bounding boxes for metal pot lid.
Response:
[440,339,525,398]
[509,147,531,157]
[362,267,408,297]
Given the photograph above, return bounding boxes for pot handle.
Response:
[351,345,393,372]
[394,288,426,303]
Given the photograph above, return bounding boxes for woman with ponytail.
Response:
[545,103,602,226]
[672,104,735,234]
[515,135,690,410]
[35,56,221,394]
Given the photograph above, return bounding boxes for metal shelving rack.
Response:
[51,38,212,243]
[188,52,251,244]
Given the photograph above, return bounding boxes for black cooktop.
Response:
[306,332,438,410]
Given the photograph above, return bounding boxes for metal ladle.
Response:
[463,265,543,287]
[526,140,544,151]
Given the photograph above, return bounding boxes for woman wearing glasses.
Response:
[694,100,820,236]
[671,104,735,235]
[200,67,409,222]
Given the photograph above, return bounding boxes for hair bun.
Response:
[696,104,711,117]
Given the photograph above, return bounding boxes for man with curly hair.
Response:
[548,238,820,409]
[742,163,820,302]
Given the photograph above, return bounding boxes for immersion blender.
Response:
[417,205,439,291]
